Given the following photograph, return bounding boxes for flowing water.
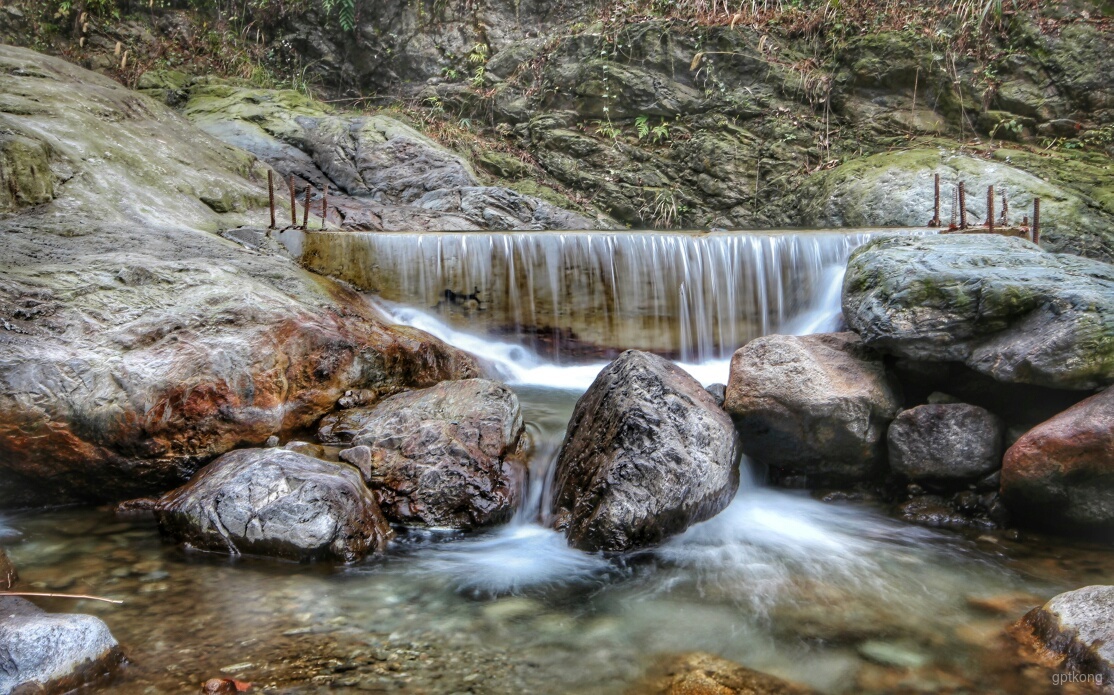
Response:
[5,230,1113,694]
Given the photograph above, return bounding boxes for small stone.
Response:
[857,640,931,669]
[264,435,280,448]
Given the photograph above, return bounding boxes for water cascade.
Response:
[298,229,921,361]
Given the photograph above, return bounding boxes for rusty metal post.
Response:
[302,185,312,229]
[987,185,995,234]
[1033,197,1041,246]
[267,170,276,229]
[958,181,967,229]
[931,174,941,227]
[1000,188,1009,227]
[288,177,297,228]
[321,187,328,230]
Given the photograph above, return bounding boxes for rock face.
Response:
[0,597,123,694]
[551,351,740,552]
[888,404,1004,482]
[1001,387,1114,533]
[844,235,1114,391]
[317,379,525,529]
[629,652,817,695]
[724,333,901,485]
[1014,586,1114,685]
[0,547,15,589]
[0,46,480,508]
[154,448,393,562]
[179,85,599,231]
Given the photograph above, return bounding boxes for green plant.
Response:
[595,119,622,139]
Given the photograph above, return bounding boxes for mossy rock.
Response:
[0,134,53,211]
[477,152,530,180]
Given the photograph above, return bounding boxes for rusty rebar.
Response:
[267,170,276,229]
[1000,188,1009,226]
[321,187,328,230]
[958,181,967,229]
[303,184,312,229]
[931,173,941,227]
[288,177,297,228]
[987,185,995,234]
[1033,197,1041,246]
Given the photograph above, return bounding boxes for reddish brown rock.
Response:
[629,652,817,695]
[1000,387,1114,533]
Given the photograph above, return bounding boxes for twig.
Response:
[0,592,123,605]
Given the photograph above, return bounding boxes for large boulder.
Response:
[0,597,123,694]
[0,547,15,589]
[1013,586,1114,685]
[1001,386,1114,533]
[888,404,1004,483]
[843,235,1114,391]
[629,652,817,695]
[551,351,740,552]
[724,333,901,485]
[0,46,480,509]
[154,448,393,562]
[317,379,525,529]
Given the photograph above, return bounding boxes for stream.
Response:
[4,230,1113,694]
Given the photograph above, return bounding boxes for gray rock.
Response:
[551,351,740,552]
[155,448,392,562]
[1016,585,1114,685]
[0,597,123,694]
[843,235,1114,391]
[0,547,15,589]
[724,333,901,485]
[888,404,1004,482]
[705,383,727,408]
[338,445,373,479]
[319,379,525,529]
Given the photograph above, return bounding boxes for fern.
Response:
[337,0,356,31]
[635,115,650,139]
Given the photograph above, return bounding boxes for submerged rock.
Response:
[1013,585,1114,685]
[843,235,1114,391]
[551,351,739,552]
[0,46,480,509]
[155,448,392,562]
[629,652,817,695]
[317,379,525,529]
[724,332,900,485]
[888,404,1004,483]
[0,596,123,694]
[0,546,16,589]
[1001,386,1114,533]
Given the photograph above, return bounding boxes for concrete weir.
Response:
[281,228,924,360]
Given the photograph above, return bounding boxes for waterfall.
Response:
[300,229,918,363]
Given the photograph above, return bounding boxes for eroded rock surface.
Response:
[844,235,1114,390]
[155,448,392,562]
[551,351,739,552]
[725,332,901,485]
[888,404,1004,483]
[318,379,525,529]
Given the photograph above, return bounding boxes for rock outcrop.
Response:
[629,652,817,695]
[0,546,15,589]
[888,404,1004,483]
[0,46,480,508]
[155,448,392,562]
[1013,585,1114,686]
[317,379,525,529]
[0,597,123,694]
[551,351,740,552]
[1001,386,1114,533]
[843,234,1114,391]
[724,333,901,485]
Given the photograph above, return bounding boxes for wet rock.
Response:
[843,235,1114,390]
[0,596,123,694]
[338,445,373,478]
[704,383,727,408]
[1001,386,1114,534]
[0,546,16,589]
[284,440,326,459]
[897,492,1007,531]
[318,379,525,529]
[629,652,817,694]
[0,47,481,509]
[888,404,1004,483]
[552,351,740,552]
[1013,585,1114,685]
[857,640,931,669]
[724,333,900,485]
[0,133,54,212]
[154,448,392,562]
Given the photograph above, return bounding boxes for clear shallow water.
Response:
[5,230,1113,693]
